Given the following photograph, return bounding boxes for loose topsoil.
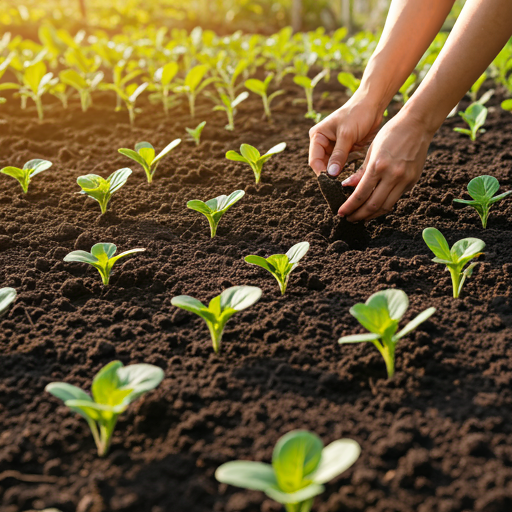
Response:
[1,77,512,512]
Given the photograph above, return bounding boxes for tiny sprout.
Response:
[64,243,145,286]
[216,430,360,512]
[0,287,16,317]
[423,227,485,298]
[187,190,245,238]
[1,159,52,193]
[185,121,206,146]
[118,139,181,184]
[339,289,436,379]
[245,242,309,295]
[337,71,360,97]
[46,360,164,457]
[174,64,216,118]
[171,286,262,353]
[454,175,511,228]
[213,90,249,131]
[454,102,487,141]
[502,99,512,112]
[77,168,131,214]
[245,73,284,120]
[226,143,286,184]
[293,70,327,119]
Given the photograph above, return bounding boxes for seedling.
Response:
[337,71,360,97]
[18,62,54,121]
[245,242,309,295]
[174,64,216,118]
[46,360,164,457]
[77,168,132,214]
[0,287,16,317]
[226,143,286,184]
[185,121,206,146]
[64,243,145,286]
[216,430,360,512]
[213,90,249,131]
[454,175,511,228]
[109,82,148,125]
[502,99,512,112]
[118,139,181,184]
[171,285,262,353]
[153,62,179,114]
[339,289,436,379]
[1,159,52,193]
[293,70,327,119]
[423,227,485,298]
[454,102,487,141]
[59,69,104,112]
[245,73,284,119]
[187,190,245,237]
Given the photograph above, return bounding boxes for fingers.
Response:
[348,182,405,222]
[341,145,373,188]
[326,132,355,177]
[338,162,381,218]
[308,131,334,175]
[365,185,406,220]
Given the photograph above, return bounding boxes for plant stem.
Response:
[208,324,222,353]
[226,108,234,131]
[374,338,396,379]
[98,416,118,457]
[262,95,271,119]
[35,98,44,122]
[449,267,461,298]
[189,93,195,118]
[207,216,217,238]
[128,105,135,125]
[306,87,314,117]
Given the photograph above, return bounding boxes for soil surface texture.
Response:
[1,79,512,512]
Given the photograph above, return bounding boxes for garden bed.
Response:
[1,80,512,512]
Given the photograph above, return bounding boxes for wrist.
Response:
[401,95,444,137]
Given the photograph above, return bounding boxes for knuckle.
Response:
[373,158,390,174]
[309,126,319,138]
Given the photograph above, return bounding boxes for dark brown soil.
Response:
[1,79,512,512]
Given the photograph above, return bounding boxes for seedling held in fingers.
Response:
[216,429,360,512]
[339,289,436,379]
[423,227,485,298]
[245,242,309,295]
[171,286,262,353]
[1,159,52,193]
[64,243,145,286]
[185,121,206,146]
[226,143,286,184]
[77,168,131,214]
[118,139,181,184]
[453,175,511,228]
[454,102,487,141]
[0,287,16,317]
[187,190,244,237]
[46,361,164,457]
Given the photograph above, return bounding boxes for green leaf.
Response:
[394,307,436,341]
[213,190,245,211]
[24,159,52,177]
[451,238,485,263]
[170,295,217,324]
[232,91,249,108]
[502,99,512,111]
[187,199,212,215]
[118,148,148,170]
[91,243,117,260]
[245,255,276,273]
[59,68,87,90]
[116,363,164,400]
[285,242,309,265]
[109,248,146,266]
[337,71,360,94]
[219,286,262,312]
[338,333,381,344]
[107,168,132,193]
[489,190,512,204]
[153,138,181,164]
[160,62,179,86]
[240,144,261,162]
[64,250,99,264]
[46,382,97,421]
[91,360,128,406]
[1,166,24,181]
[215,461,277,491]
[293,75,312,89]
[381,289,409,320]
[263,142,287,158]
[0,287,16,316]
[24,61,46,94]
[265,483,325,504]
[467,175,500,201]
[135,142,155,166]
[350,290,402,336]
[245,78,266,95]
[185,64,208,92]
[312,439,361,484]
[422,228,452,261]
[225,150,248,163]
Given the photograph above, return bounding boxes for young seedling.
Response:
[152,62,179,114]
[245,242,309,295]
[18,62,54,121]
[337,71,360,97]
[59,69,104,112]
[454,102,488,141]
[187,190,245,237]
[64,243,145,286]
[1,159,52,193]
[453,175,511,228]
[174,64,216,118]
[46,360,164,457]
[185,121,206,146]
[293,70,327,119]
[111,82,148,125]
[213,90,249,131]
[226,143,286,184]
[216,430,361,512]
[0,287,16,317]
[245,73,284,120]
[339,289,436,379]
[118,139,181,184]
[502,99,512,113]
[423,227,485,298]
[171,285,262,353]
[77,168,132,214]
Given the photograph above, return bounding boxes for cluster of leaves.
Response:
[0,159,52,193]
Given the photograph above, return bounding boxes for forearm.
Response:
[355,0,456,112]
[404,0,512,133]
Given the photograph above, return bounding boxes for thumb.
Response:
[342,145,372,187]
[326,133,354,177]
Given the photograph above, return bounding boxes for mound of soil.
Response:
[1,79,512,512]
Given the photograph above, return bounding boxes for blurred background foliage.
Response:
[0,0,466,35]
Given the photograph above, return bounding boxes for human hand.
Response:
[308,95,383,177]
[338,110,435,222]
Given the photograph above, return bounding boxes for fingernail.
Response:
[327,163,340,176]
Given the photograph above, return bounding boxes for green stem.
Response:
[208,323,222,353]
[98,416,118,457]
[226,108,234,131]
[262,94,271,119]
[306,88,314,116]
[207,216,218,238]
[128,105,135,125]
[189,93,195,118]
[449,267,461,298]
[481,209,489,228]
[35,97,44,122]
[99,196,109,215]
[87,419,102,454]
[374,338,395,379]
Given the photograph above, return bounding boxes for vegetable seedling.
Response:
[187,190,245,238]
[171,285,262,353]
[60,69,104,112]
[174,64,216,118]
[245,242,309,295]
[339,289,436,379]
[453,175,511,228]
[46,360,164,457]
[226,143,286,184]
[245,73,284,120]
[293,70,327,119]
[17,62,54,121]
[64,243,145,286]
[423,227,485,298]
[185,121,206,146]
[153,62,179,114]
[118,139,181,184]
[213,90,249,131]
[110,82,148,125]
[0,287,16,317]
[454,102,487,141]
[77,168,132,214]
[216,429,360,512]
[1,159,52,193]
[337,71,360,97]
